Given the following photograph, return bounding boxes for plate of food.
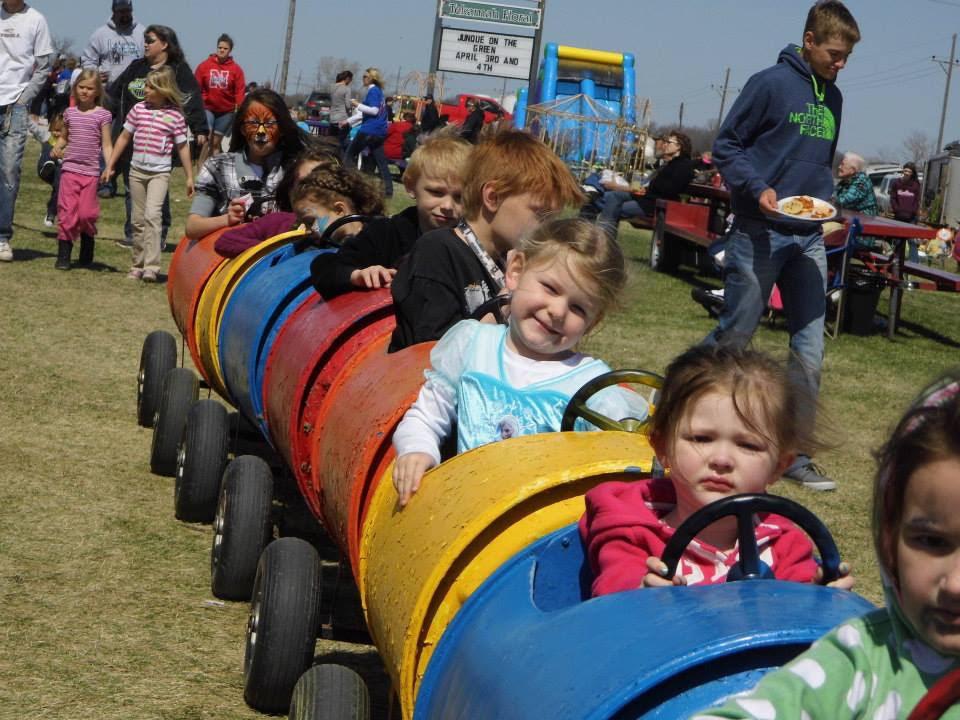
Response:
[773,195,838,222]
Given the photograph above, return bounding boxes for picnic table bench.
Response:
[637,184,958,338]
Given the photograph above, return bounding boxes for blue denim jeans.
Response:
[346,132,393,197]
[703,216,827,445]
[0,104,29,242]
[598,189,646,238]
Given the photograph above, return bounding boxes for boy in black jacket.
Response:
[311,133,471,298]
[388,130,584,352]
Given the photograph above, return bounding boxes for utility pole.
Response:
[678,101,684,129]
[279,0,296,95]
[716,67,730,127]
[933,33,959,154]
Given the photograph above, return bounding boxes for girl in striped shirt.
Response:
[50,69,113,270]
[102,67,194,282]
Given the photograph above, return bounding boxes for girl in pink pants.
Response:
[51,69,113,270]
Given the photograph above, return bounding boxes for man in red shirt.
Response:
[194,33,246,164]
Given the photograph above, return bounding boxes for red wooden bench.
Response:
[649,199,720,272]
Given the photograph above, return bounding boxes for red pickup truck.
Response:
[438,94,512,126]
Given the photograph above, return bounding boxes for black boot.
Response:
[55,240,72,270]
[78,234,95,266]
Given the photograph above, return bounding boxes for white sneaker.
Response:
[44,214,55,228]
[0,242,12,262]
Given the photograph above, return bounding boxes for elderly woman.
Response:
[834,151,877,215]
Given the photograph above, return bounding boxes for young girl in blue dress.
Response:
[392,217,644,506]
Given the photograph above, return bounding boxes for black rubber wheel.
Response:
[211,456,274,600]
[174,399,230,523]
[244,537,322,714]
[137,330,177,427]
[150,368,199,476]
[289,664,371,720]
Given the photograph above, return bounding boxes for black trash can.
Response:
[843,267,886,335]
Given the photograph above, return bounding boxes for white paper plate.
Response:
[772,196,838,222]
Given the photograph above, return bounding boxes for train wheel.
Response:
[150,368,198,476]
[211,456,273,600]
[289,664,370,720]
[137,330,176,428]
[174,399,229,523]
[244,537,321,714]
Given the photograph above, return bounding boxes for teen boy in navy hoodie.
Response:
[703,1,860,492]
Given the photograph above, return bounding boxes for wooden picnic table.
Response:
[841,211,937,339]
[678,184,944,338]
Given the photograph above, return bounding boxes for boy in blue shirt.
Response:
[703,0,860,492]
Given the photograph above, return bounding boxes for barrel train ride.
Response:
[136,222,874,719]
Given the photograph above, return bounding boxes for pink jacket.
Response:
[214,212,295,258]
[578,479,818,597]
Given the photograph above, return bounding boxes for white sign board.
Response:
[438,28,533,80]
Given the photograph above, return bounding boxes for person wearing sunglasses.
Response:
[107,24,207,248]
[186,88,308,240]
[595,131,695,240]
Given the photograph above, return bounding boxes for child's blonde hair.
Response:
[71,68,105,107]
[873,370,960,583]
[403,132,471,188]
[649,345,820,461]
[515,217,626,326]
[144,66,184,109]
[291,165,385,217]
[460,129,584,218]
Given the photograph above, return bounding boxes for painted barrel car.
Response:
[139,224,875,720]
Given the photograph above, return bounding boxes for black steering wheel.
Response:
[659,493,841,584]
[468,293,512,324]
[292,214,376,253]
[560,369,663,433]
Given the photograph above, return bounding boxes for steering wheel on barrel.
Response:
[560,369,664,434]
[292,214,377,253]
[468,293,512,324]
[659,494,842,584]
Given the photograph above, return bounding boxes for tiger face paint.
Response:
[240,102,280,160]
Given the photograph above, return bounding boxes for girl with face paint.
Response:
[186,88,306,240]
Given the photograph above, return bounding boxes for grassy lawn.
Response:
[1,136,958,718]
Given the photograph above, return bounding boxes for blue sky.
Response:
[38,0,960,160]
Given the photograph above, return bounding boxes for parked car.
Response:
[438,93,512,127]
[303,91,331,122]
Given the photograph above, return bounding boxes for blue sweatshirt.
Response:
[713,44,842,223]
[359,84,388,136]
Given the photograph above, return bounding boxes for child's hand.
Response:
[50,144,64,160]
[817,561,854,590]
[393,452,436,507]
[642,556,687,588]
[100,167,114,184]
[350,265,396,289]
[185,178,195,198]
[226,199,247,226]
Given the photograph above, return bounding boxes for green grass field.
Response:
[1,137,958,719]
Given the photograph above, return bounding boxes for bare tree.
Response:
[314,56,361,91]
[51,35,75,59]
[902,130,937,167]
